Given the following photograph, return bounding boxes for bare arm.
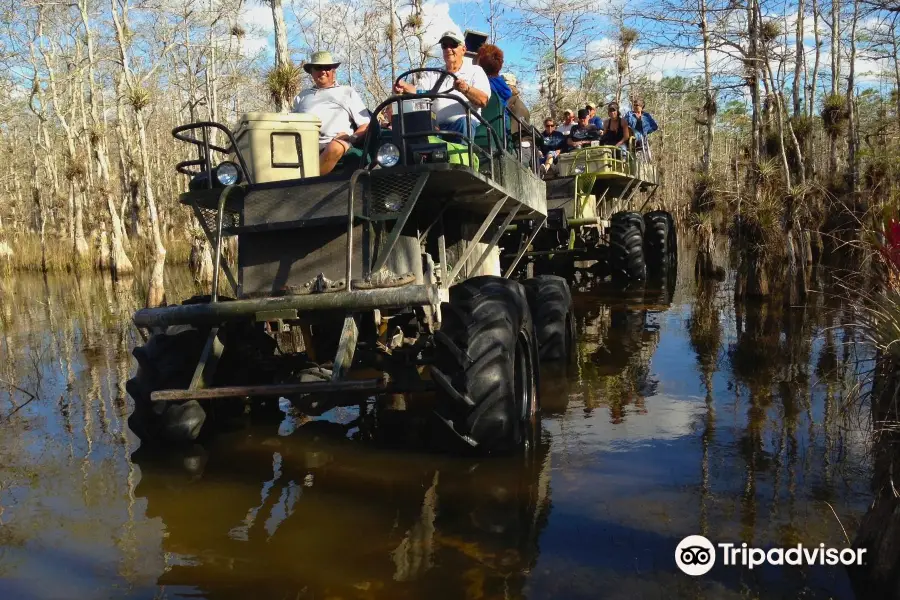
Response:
[393,81,416,94]
[454,79,487,108]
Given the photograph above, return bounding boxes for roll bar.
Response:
[171,122,255,186]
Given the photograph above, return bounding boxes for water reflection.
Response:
[0,261,876,599]
[131,423,552,599]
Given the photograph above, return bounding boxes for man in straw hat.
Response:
[392,30,490,137]
[292,50,371,175]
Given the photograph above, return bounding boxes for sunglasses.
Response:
[545,123,556,127]
[312,65,336,72]
[440,40,460,50]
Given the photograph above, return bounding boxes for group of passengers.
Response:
[537,100,658,177]
[289,32,657,178]
[295,31,501,176]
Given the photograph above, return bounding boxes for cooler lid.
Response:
[238,111,322,124]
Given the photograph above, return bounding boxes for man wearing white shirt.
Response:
[393,31,491,137]
[292,50,371,175]
[557,110,576,135]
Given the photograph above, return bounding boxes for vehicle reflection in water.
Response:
[0,246,875,599]
[131,419,552,600]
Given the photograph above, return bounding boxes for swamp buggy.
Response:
[126,67,576,454]
[500,142,677,287]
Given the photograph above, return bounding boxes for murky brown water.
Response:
[0,252,873,599]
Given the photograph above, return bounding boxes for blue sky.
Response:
[238,1,898,110]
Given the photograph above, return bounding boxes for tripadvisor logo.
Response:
[675,535,867,576]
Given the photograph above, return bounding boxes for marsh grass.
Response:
[0,230,193,274]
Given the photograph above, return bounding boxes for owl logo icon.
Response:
[675,535,716,576]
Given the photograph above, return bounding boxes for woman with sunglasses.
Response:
[598,101,631,152]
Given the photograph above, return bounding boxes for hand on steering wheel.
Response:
[394,68,459,95]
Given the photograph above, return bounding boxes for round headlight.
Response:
[215,161,241,185]
[376,143,400,167]
[573,164,585,174]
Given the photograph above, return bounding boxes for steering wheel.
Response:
[394,68,458,95]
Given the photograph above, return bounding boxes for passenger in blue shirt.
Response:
[586,102,603,129]
[538,117,566,176]
[624,97,659,161]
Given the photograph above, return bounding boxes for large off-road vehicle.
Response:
[501,143,677,286]
[126,60,575,454]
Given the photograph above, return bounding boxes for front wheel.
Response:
[126,325,209,444]
[431,276,539,454]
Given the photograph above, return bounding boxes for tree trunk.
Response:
[78,0,133,277]
[31,146,48,273]
[829,0,840,176]
[892,17,900,133]
[700,0,714,175]
[135,110,167,307]
[793,0,805,117]
[747,0,762,201]
[810,0,821,120]
[74,185,89,258]
[846,0,860,193]
[272,0,290,113]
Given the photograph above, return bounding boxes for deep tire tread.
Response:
[609,211,646,281]
[522,275,573,363]
[433,276,536,453]
[644,210,674,274]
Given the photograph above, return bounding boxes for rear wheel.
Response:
[431,276,539,454]
[609,211,646,281]
[523,275,574,363]
[643,210,676,274]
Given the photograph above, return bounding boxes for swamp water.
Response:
[0,250,874,599]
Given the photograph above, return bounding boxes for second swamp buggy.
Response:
[126,63,576,454]
[499,137,677,286]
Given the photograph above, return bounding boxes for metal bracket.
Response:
[332,314,360,382]
[370,173,430,275]
[417,199,452,245]
[345,169,371,292]
[447,196,508,283]
[467,203,521,276]
[189,199,238,296]
[189,327,225,390]
[620,178,639,212]
[638,184,660,213]
[503,216,547,278]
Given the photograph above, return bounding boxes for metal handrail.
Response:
[171,121,255,186]
[366,91,528,180]
[569,145,630,176]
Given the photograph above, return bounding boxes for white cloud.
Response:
[241,5,275,34]
[236,4,274,58]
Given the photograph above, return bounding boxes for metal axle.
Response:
[133,285,443,329]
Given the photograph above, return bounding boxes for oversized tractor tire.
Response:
[643,210,677,274]
[126,325,210,444]
[523,275,575,363]
[609,211,646,281]
[431,276,539,454]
